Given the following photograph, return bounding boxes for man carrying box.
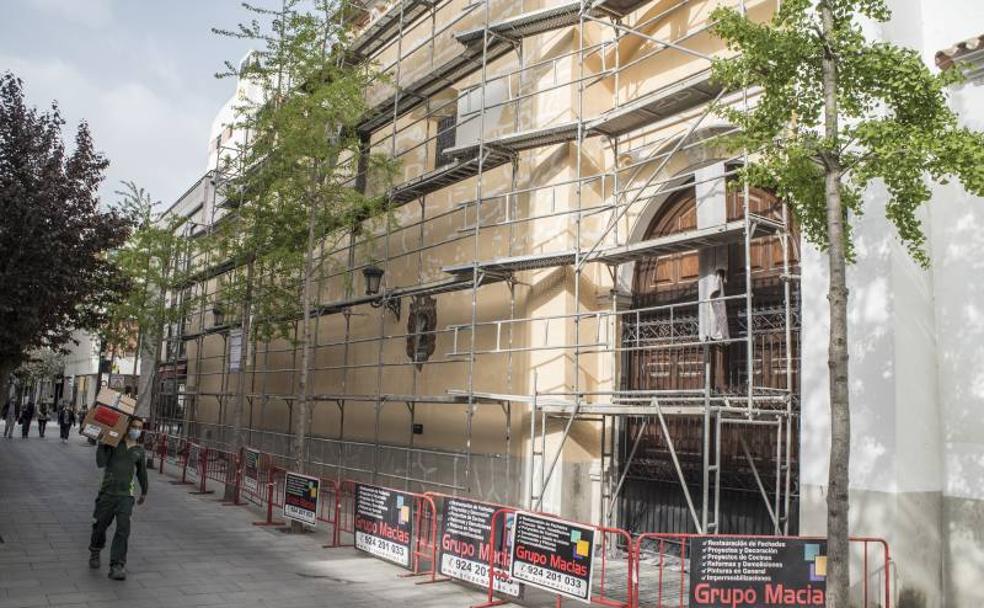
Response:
[89,416,148,581]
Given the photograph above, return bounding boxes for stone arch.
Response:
[615,124,735,293]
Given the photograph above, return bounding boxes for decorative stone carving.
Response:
[406,295,437,369]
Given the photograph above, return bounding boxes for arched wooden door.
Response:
[619,182,801,535]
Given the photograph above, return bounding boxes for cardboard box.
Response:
[95,388,136,415]
[79,388,135,446]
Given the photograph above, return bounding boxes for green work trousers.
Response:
[89,493,135,566]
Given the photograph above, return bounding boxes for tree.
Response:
[12,348,65,405]
[212,0,396,482]
[710,0,984,604]
[0,72,131,406]
[101,182,199,421]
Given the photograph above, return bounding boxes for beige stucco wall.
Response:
[182,0,776,519]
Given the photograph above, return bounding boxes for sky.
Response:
[1,0,255,208]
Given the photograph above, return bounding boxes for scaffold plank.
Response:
[444,122,580,159]
[359,38,513,134]
[537,402,788,416]
[590,69,724,137]
[455,2,585,46]
[348,0,438,60]
[593,0,652,17]
[442,220,777,280]
[389,147,512,204]
[455,0,649,47]
[593,219,777,264]
[443,250,576,278]
[433,72,723,174]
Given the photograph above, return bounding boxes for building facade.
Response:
[163,0,984,605]
[60,330,139,410]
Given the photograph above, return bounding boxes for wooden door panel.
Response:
[622,182,801,536]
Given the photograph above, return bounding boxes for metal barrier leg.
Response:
[190,448,214,495]
[253,482,285,527]
[219,453,243,506]
[321,488,340,548]
[221,469,243,506]
[158,436,166,475]
[169,449,193,485]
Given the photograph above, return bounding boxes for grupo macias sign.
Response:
[509,511,595,603]
[689,536,827,607]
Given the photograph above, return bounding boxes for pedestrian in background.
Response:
[19,401,35,439]
[2,400,16,439]
[58,404,76,443]
[37,403,49,438]
[89,416,148,581]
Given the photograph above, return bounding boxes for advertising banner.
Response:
[283,471,320,526]
[509,512,595,603]
[243,448,261,494]
[688,536,827,607]
[437,497,521,597]
[354,483,414,567]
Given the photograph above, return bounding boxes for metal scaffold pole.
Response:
[166,0,800,529]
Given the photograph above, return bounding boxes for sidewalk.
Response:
[0,427,488,608]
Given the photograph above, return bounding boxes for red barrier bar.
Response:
[222,448,243,506]
[239,449,267,507]
[252,481,285,527]
[253,467,286,527]
[329,479,356,548]
[473,508,512,608]
[317,478,354,549]
[190,447,213,495]
[168,440,194,486]
[402,493,440,582]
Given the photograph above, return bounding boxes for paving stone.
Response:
[0,428,498,608]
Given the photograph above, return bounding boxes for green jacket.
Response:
[96,442,149,497]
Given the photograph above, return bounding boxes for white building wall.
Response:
[799,1,984,606]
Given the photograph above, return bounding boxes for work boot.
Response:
[88,550,100,569]
[108,564,126,580]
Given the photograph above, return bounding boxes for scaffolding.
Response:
[159,0,799,536]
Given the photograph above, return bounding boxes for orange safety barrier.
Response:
[188,445,214,496]
[239,448,268,507]
[474,507,635,608]
[327,480,440,581]
[145,440,895,608]
[632,533,893,608]
[422,491,515,590]
[199,446,242,505]
[162,437,195,487]
[408,491,440,581]
[252,465,286,527]
[328,479,356,548]
[156,433,167,475]
[316,478,349,548]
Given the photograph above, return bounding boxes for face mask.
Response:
[128,429,142,440]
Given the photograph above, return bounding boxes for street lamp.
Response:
[363,264,384,296]
[212,307,225,327]
[362,264,400,321]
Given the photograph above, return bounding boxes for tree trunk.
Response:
[0,360,13,411]
[293,201,318,472]
[228,261,254,501]
[94,338,106,402]
[820,3,851,607]
[289,198,318,533]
